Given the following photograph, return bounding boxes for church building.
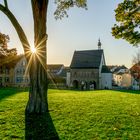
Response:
[68,40,112,90]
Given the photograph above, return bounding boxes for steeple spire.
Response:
[98,38,102,50]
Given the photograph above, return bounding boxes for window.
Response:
[22,61,26,66]
[16,69,23,75]
[5,77,10,82]
[16,69,20,74]
[16,77,23,83]
[16,77,20,83]
[23,69,25,74]
[5,68,9,74]
[20,69,22,74]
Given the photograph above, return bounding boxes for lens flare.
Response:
[23,35,58,88]
[30,46,36,53]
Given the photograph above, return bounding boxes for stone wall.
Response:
[70,68,99,89]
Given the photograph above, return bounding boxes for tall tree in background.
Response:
[0,32,17,61]
[131,49,140,86]
[132,49,140,64]
[0,0,87,113]
[0,32,9,49]
[0,32,9,58]
[112,0,140,46]
[130,62,140,87]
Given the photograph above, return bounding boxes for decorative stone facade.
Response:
[14,56,29,87]
[0,55,29,87]
[0,66,14,87]
[70,68,99,89]
[69,49,112,90]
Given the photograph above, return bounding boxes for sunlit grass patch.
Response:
[0,89,27,139]
[48,90,140,139]
[0,88,140,139]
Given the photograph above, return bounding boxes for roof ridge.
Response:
[75,49,103,52]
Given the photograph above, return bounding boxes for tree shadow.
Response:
[0,87,27,101]
[25,111,59,140]
[113,89,140,94]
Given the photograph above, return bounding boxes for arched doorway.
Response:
[72,80,79,89]
[89,81,96,90]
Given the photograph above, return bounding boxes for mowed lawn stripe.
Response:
[0,89,140,139]
[49,90,140,139]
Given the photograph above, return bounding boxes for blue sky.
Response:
[0,0,139,68]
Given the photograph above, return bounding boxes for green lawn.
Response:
[0,88,140,139]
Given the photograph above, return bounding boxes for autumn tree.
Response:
[0,32,17,66]
[131,49,140,86]
[112,0,140,46]
[0,32,17,53]
[0,32,9,57]
[130,63,140,86]
[0,0,87,114]
[0,32,9,49]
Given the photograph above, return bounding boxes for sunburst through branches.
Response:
[30,46,36,54]
[23,36,58,88]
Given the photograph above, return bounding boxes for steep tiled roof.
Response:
[70,50,103,69]
[108,65,128,73]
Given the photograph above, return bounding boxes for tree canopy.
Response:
[54,0,87,19]
[0,32,17,67]
[112,0,140,46]
[0,32,9,49]
[0,32,17,57]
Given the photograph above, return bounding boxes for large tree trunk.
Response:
[0,0,49,114]
[26,0,49,113]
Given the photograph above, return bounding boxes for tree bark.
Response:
[0,0,49,113]
[26,0,49,113]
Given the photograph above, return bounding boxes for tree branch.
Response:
[0,4,30,58]
[4,0,8,8]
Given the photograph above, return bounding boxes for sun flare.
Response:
[24,36,48,79]
[30,46,36,54]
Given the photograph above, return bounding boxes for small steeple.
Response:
[98,38,102,50]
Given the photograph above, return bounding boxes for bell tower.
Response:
[98,38,102,50]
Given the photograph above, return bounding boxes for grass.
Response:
[0,88,140,139]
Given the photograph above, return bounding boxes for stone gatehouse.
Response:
[68,40,112,90]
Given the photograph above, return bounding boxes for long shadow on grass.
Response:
[113,90,140,94]
[0,88,26,101]
[25,111,59,140]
